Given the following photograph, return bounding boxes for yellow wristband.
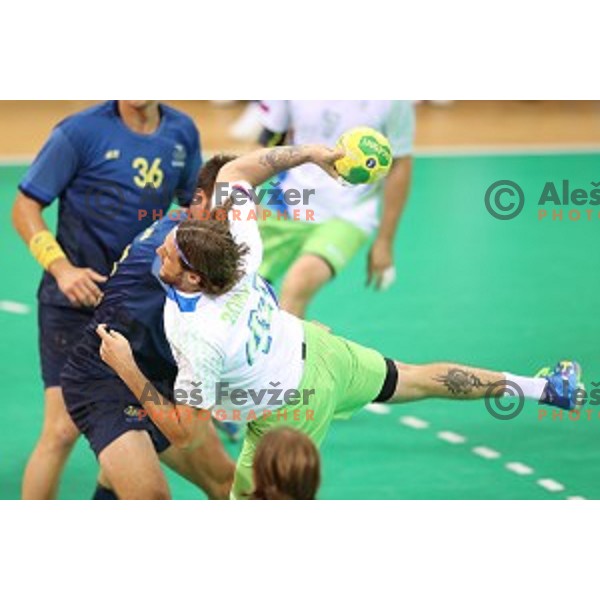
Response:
[29,230,66,271]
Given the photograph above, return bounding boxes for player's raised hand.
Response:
[308,144,346,181]
[96,324,134,375]
[49,259,107,308]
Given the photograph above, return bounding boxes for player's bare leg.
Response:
[389,362,547,402]
[98,431,171,500]
[159,422,235,500]
[22,387,80,499]
[279,255,332,318]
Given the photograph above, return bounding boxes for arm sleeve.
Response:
[213,180,263,274]
[258,101,290,133]
[383,101,416,158]
[172,328,224,411]
[175,127,202,207]
[19,125,81,205]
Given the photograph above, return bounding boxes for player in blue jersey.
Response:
[61,156,235,499]
[12,101,201,499]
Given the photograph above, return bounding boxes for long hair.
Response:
[251,428,321,500]
[175,215,249,296]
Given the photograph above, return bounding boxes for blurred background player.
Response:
[251,428,321,500]
[11,100,201,499]
[257,100,415,317]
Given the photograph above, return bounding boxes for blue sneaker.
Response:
[213,419,242,443]
[536,360,585,410]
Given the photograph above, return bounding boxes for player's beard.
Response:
[158,267,184,287]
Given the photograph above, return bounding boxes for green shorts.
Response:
[230,320,389,499]
[258,217,369,282]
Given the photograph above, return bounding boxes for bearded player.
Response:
[96,142,584,499]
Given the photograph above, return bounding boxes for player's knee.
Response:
[42,416,79,452]
[281,273,321,304]
[284,258,331,295]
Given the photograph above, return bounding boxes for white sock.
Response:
[503,373,548,401]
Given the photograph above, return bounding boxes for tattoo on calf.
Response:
[434,368,494,396]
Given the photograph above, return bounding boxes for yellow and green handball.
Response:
[334,126,393,185]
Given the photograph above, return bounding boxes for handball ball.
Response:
[334,127,392,185]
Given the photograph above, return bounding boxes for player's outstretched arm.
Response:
[217,144,345,188]
[96,325,210,450]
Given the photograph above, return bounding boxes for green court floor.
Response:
[1,152,599,499]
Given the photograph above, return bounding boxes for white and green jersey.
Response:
[260,100,415,234]
[163,181,305,422]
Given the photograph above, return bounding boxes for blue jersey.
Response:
[19,101,202,309]
[64,214,183,397]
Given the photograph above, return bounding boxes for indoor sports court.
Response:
[1,100,599,499]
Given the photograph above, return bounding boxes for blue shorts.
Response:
[62,369,171,457]
[61,332,171,457]
[38,303,92,388]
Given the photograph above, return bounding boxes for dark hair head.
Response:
[196,154,238,200]
[251,427,321,500]
[175,216,249,296]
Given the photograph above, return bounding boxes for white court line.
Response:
[0,300,30,315]
[399,416,430,430]
[472,446,501,459]
[396,417,584,499]
[538,479,566,493]
[437,431,466,444]
[364,404,391,415]
[505,462,534,475]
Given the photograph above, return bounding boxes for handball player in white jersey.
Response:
[96,143,584,499]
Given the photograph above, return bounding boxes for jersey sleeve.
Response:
[213,180,263,274]
[259,101,291,133]
[170,322,224,411]
[383,101,416,158]
[19,125,81,205]
[176,127,202,207]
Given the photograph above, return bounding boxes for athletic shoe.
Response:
[536,360,585,410]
